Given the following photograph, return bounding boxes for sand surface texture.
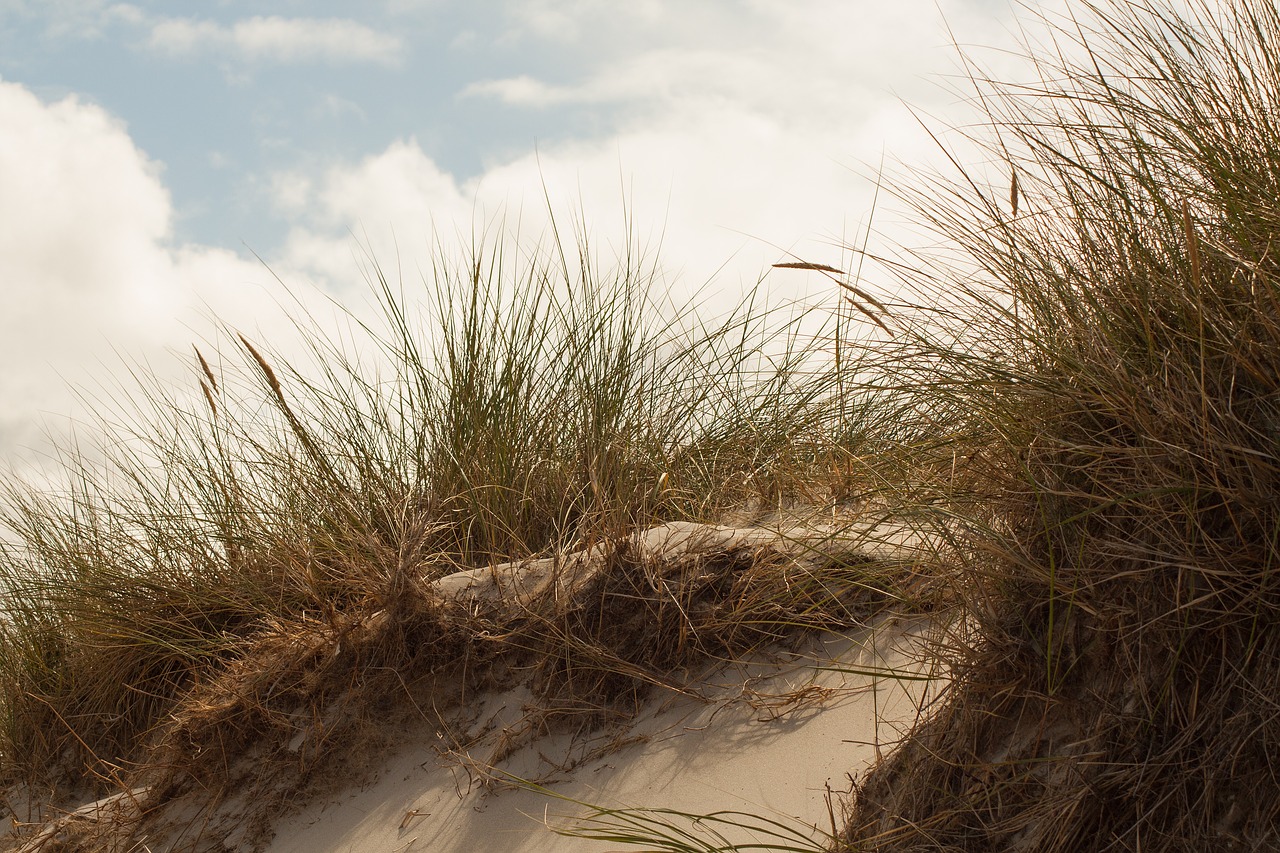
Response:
[267,616,938,853]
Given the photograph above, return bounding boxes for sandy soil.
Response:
[264,615,941,853]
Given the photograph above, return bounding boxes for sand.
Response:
[264,615,940,853]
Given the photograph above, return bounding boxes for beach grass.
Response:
[0,217,898,829]
[835,0,1280,848]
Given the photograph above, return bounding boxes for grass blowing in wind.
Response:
[837,0,1280,848]
[0,215,896,845]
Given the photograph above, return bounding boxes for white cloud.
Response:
[470,1,998,117]
[269,117,880,318]
[461,74,563,106]
[282,0,1034,310]
[147,15,404,66]
[313,93,369,123]
[147,18,220,55]
[3,0,144,38]
[0,81,351,470]
[270,140,474,288]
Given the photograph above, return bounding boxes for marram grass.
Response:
[0,222,888,811]
[839,0,1280,849]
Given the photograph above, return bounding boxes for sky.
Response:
[0,0,1040,474]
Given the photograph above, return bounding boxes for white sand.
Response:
[266,616,940,853]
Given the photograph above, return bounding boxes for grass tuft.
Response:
[0,220,903,848]
[839,0,1280,849]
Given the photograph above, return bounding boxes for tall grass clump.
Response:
[0,222,872,802]
[841,0,1280,848]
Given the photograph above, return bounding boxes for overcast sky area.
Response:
[0,0,1046,475]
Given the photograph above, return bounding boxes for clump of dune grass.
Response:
[837,0,1280,848]
[0,216,902,845]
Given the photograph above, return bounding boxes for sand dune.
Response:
[267,616,939,853]
[3,517,943,852]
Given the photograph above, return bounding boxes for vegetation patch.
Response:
[839,1,1280,849]
[0,228,923,850]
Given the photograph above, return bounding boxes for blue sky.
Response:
[0,1,1036,472]
[2,2,657,250]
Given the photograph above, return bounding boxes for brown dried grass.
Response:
[838,1,1280,849]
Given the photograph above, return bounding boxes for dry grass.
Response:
[4,521,920,852]
[837,0,1280,849]
[0,221,919,850]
